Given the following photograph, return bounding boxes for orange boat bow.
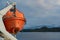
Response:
[2,9,26,34]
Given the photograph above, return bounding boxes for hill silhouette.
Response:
[21,26,60,32]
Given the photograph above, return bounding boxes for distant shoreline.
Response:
[21,26,60,32]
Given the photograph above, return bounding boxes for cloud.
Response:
[1,0,60,28]
[18,0,60,28]
[19,0,60,9]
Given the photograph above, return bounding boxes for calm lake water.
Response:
[16,32,60,40]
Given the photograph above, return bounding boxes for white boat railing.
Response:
[0,2,17,40]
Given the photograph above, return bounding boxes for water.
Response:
[16,32,60,40]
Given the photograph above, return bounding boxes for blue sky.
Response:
[1,0,60,29]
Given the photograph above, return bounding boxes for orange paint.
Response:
[2,9,26,34]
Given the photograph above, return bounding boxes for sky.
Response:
[1,0,60,29]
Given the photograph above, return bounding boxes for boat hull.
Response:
[2,9,26,34]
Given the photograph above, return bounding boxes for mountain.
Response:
[21,26,60,32]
